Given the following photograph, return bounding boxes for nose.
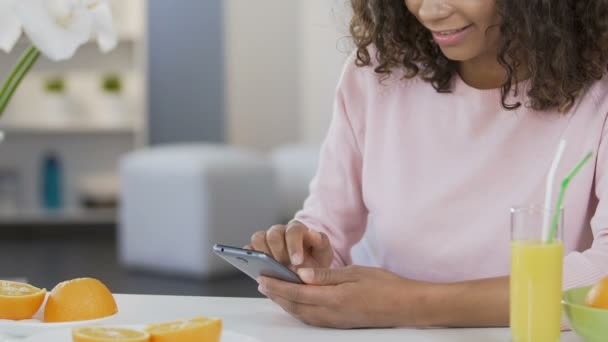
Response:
[417,0,454,22]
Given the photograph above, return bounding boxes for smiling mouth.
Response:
[434,24,473,36]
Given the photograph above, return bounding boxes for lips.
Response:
[431,24,474,46]
[436,26,469,35]
[433,25,471,36]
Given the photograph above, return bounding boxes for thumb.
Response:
[297,267,357,285]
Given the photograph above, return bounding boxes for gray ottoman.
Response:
[119,144,279,278]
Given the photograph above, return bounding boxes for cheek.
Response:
[404,0,421,14]
[465,1,501,46]
[480,12,502,49]
[467,0,500,29]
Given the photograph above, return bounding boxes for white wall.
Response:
[298,0,352,144]
[224,0,300,151]
[225,0,352,150]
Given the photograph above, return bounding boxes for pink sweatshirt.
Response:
[294,56,608,290]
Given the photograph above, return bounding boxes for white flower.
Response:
[0,0,21,53]
[13,0,118,61]
[86,0,117,53]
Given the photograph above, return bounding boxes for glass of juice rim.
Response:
[510,205,563,242]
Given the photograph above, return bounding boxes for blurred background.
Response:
[0,0,354,297]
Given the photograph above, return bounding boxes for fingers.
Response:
[266,293,339,328]
[250,225,291,265]
[266,225,290,264]
[258,277,345,328]
[250,230,271,255]
[251,220,333,268]
[297,266,359,285]
[258,276,338,306]
[306,230,333,266]
[285,221,308,265]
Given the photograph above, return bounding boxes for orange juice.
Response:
[510,240,563,342]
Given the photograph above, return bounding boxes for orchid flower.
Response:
[0,0,21,53]
[0,0,118,116]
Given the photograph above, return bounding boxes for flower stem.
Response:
[0,45,41,117]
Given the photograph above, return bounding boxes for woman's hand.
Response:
[246,220,334,270]
[257,265,434,329]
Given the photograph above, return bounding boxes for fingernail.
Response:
[291,253,303,265]
[258,284,266,294]
[298,268,314,282]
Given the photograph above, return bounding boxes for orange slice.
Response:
[44,278,117,322]
[585,276,608,309]
[145,317,222,342]
[72,327,150,342]
[0,280,46,320]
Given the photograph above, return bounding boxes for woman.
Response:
[247,0,608,328]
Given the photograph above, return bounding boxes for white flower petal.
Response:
[88,1,117,53]
[0,0,21,53]
[14,0,92,61]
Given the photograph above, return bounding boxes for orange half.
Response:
[145,317,222,342]
[44,278,117,323]
[0,280,46,320]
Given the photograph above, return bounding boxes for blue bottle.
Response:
[41,152,63,210]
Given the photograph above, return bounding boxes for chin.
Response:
[438,46,482,62]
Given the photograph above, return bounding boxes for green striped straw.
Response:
[547,150,594,243]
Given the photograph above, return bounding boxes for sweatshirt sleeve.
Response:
[293,60,368,267]
[563,117,608,289]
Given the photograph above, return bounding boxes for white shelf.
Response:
[0,208,116,225]
[0,123,136,135]
[0,0,145,218]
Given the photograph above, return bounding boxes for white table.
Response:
[94,294,581,342]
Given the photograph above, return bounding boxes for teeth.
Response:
[439,27,465,35]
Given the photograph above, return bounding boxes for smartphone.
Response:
[213,244,303,284]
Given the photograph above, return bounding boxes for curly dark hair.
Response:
[350,0,608,112]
